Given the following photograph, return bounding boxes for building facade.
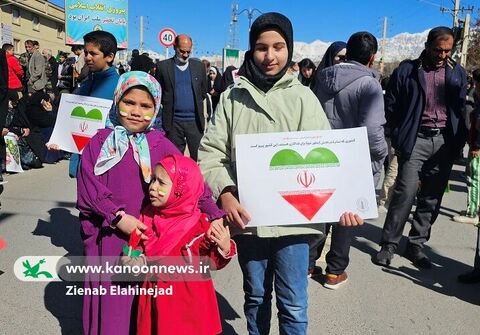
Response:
[0,0,67,56]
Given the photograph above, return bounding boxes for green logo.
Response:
[270,148,340,169]
[123,244,142,257]
[70,106,103,121]
[22,259,53,279]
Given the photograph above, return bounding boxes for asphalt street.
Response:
[0,160,479,334]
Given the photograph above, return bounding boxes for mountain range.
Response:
[136,29,430,66]
[293,29,430,63]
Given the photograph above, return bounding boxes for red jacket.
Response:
[137,215,237,335]
[6,53,23,90]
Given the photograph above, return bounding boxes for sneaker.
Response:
[323,272,348,290]
[452,214,479,225]
[403,245,431,269]
[372,245,395,266]
[307,266,323,279]
[458,270,480,284]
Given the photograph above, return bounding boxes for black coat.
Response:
[386,55,468,158]
[57,60,74,91]
[155,58,207,132]
[208,66,223,112]
[26,91,56,128]
[6,97,47,163]
[48,57,59,89]
[131,54,154,74]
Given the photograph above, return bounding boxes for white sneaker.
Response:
[452,215,479,225]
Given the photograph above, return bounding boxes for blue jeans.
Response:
[235,234,309,335]
[69,153,80,178]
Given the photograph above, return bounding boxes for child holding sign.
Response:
[198,12,363,334]
[77,72,224,335]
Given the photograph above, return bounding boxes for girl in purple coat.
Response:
[76,71,224,335]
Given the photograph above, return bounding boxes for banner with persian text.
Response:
[65,0,128,48]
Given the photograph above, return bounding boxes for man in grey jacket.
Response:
[311,31,387,289]
[27,40,47,93]
[313,31,387,184]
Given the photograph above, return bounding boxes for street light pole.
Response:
[228,2,262,50]
[238,8,262,30]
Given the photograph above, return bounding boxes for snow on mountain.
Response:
[380,29,429,62]
[293,40,331,64]
[163,29,432,68]
[293,29,430,63]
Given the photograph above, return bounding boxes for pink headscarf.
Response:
[142,154,205,257]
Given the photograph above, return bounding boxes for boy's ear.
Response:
[104,52,115,65]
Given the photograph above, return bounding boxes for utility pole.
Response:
[380,16,388,75]
[453,0,460,27]
[228,1,239,49]
[440,0,473,26]
[460,14,470,67]
[139,16,144,53]
[440,0,474,67]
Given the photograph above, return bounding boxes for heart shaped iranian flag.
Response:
[270,148,339,221]
[70,106,104,152]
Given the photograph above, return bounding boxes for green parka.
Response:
[198,73,331,237]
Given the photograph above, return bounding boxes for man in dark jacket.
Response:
[155,34,207,161]
[42,49,58,93]
[373,26,468,268]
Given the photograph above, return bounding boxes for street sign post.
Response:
[158,28,176,59]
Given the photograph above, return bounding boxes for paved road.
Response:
[0,161,479,334]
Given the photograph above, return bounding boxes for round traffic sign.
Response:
[159,28,176,48]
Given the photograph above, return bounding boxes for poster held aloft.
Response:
[48,94,112,154]
[235,127,378,227]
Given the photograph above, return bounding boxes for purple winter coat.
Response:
[77,128,224,335]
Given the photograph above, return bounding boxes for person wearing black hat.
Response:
[198,12,363,334]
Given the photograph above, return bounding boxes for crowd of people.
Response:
[0,40,94,174]
[0,10,479,335]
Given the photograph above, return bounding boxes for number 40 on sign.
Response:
[158,28,176,48]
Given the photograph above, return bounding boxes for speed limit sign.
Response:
[159,28,176,48]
